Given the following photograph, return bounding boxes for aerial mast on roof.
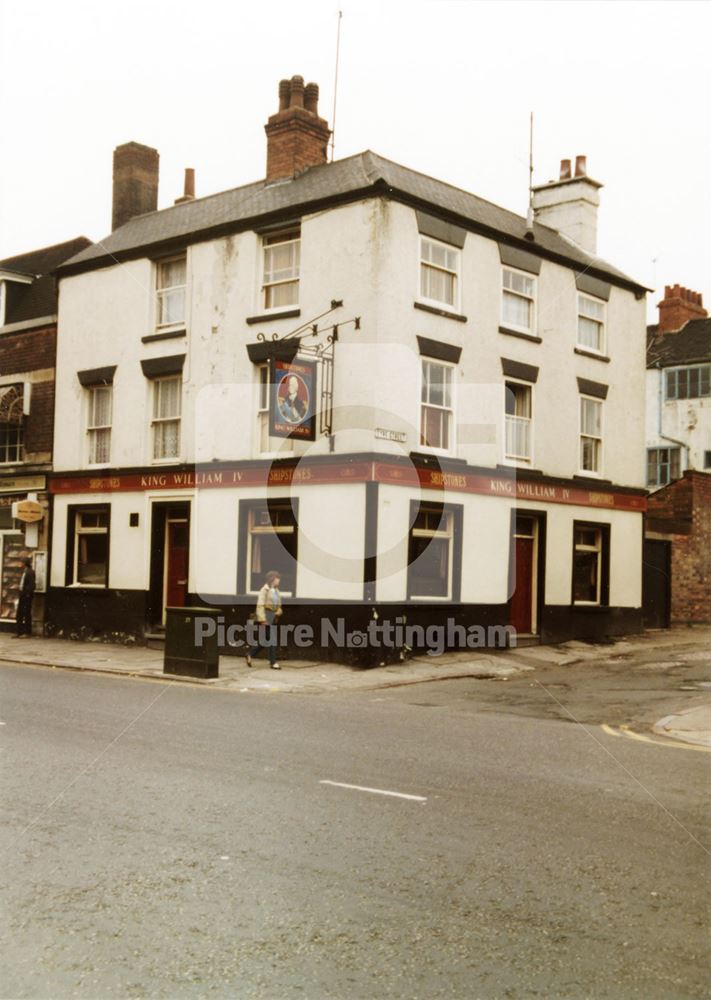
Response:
[525,112,535,241]
[330,10,343,162]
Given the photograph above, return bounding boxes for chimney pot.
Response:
[289,75,305,108]
[304,82,319,115]
[174,167,195,205]
[112,141,159,230]
[560,159,572,180]
[278,79,291,111]
[575,155,587,177]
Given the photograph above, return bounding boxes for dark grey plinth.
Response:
[164,607,220,679]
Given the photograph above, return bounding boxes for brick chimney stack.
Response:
[112,142,159,230]
[657,285,707,334]
[265,75,331,184]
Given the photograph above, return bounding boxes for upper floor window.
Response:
[420,359,454,453]
[151,376,181,461]
[502,267,535,334]
[579,395,602,474]
[87,385,112,465]
[665,364,711,401]
[504,380,532,462]
[263,229,300,310]
[419,237,460,309]
[0,384,24,464]
[156,256,186,329]
[647,447,681,488]
[0,424,22,464]
[577,294,606,354]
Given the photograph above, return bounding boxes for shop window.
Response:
[67,506,110,587]
[87,385,112,465]
[262,228,300,310]
[156,256,186,329]
[241,500,298,595]
[407,503,462,600]
[420,359,454,452]
[572,522,609,606]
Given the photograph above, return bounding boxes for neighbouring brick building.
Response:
[0,237,91,631]
[646,471,711,623]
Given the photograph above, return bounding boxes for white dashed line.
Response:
[320,780,427,802]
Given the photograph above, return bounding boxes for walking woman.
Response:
[245,570,283,670]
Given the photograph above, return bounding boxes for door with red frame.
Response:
[510,516,537,636]
[164,519,189,617]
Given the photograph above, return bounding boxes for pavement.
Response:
[1,625,709,748]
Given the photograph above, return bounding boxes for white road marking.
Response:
[320,780,427,802]
[601,723,711,754]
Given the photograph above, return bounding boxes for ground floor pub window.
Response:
[241,500,298,595]
[67,506,110,586]
[407,503,460,600]
[572,522,609,606]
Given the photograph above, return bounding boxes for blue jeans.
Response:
[247,610,278,666]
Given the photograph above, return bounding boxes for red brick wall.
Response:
[24,380,54,456]
[0,326,56,374]
[647,472,711,622]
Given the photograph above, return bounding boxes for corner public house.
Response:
[47,76,649,660]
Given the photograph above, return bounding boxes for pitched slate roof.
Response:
[647,317,711,368]
[0,237,92,324]
[58,151,645,292]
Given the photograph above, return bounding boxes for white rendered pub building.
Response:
[48,77,648,660]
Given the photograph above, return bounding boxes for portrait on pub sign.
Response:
[269,358,316,440]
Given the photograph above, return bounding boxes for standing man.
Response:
[15,558,35,638]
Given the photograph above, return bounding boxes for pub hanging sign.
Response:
[269,358,316,441]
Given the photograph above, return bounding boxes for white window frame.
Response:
[155,255,187,331]
[409,507,454,601]
[501,266,537,335]
[72,508,110,588]
[418,236,461,311]
[86,385,112,466]
[0,423,23,465]
[579,395,603,476]
[151,375,182,463]
[504,378,533,464]
[577,293,606,354]
[256,365,294,457]
[262,229,300,312]
[419,358,456,456]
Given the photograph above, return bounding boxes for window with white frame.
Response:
[647,447,681,488]
[156,256,186,329]
[151,376,181,461]
[262,229,300,310]
[572,524,608,605]
[0,424,22,464]
[420,359,454,452]
[246,502,297,595]
[664,364,711,400]
[257,365,293,455]
[579,395,602,474]
[419,237,460,308]
[502,267,536,334]
[70,507,110,587]
[87,385,112,465]
[504,380,532,461]
[0,385,24,464]
[408,506,454,599]
[577,294,606,353]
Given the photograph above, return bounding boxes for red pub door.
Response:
[510,516,537,636]
[164,519,189,615]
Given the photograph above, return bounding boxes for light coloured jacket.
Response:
[255,583,282,623]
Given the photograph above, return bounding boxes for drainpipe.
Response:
[656,363,690,471]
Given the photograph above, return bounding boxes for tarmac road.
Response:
[0,663,709,999]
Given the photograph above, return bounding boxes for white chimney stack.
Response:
[531,155,602,255]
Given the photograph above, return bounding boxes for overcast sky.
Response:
[1,0,708,319]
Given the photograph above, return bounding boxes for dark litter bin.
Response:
[164,606,221,679]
